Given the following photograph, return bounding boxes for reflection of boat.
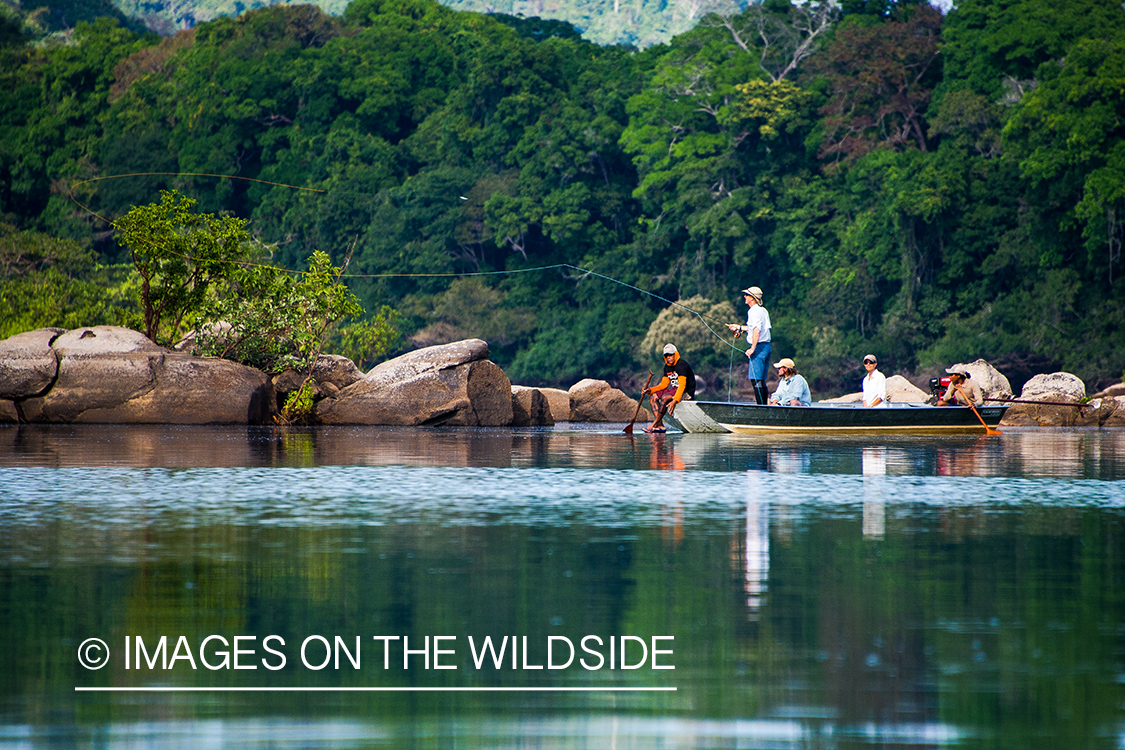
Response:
[665,400,1009,434]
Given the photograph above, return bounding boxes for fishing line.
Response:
[67,173,747,354]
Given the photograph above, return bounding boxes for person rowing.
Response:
[641,343,696,433]
[937,367,983,407]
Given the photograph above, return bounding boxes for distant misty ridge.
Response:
[114,0,750,46]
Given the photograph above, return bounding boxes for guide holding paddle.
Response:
[640,344,696,434]
[937,368,983,407]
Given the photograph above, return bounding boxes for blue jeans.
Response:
[747,341,771,381]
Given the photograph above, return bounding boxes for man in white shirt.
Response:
[861,354,887,407]
[727,286,771,405]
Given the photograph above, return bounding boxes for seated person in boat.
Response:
[641,343,696,433]
[937,368,984,407]
[862,354,887,407]
[769,358,811,406]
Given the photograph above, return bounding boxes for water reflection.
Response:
[742,477,769,616]
[5,424,1125,479]
[2,425,1124,749]
[862,447,886,539]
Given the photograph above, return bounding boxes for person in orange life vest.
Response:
[641,343,696,433]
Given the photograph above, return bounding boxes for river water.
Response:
[1,424,1123,749]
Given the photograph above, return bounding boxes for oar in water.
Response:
[956,385,1002,435]
[624,370,655,435]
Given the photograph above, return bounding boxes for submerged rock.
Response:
[317,339,513,426]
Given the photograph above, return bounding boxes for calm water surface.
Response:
[1,424,1123,749]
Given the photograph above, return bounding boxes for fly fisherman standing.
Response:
[728,286,771,405]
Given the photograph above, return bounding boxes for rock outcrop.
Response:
[1103,397,1125,427]
[511,386,554,426]
[887,375,928,403]
[316,339,513,426]
[568,378,648,422]
[0,328,65,399]
[820,392,862,404]
[272,354,363,407]
[1001,372,1089,427]
[947,359,1013,401]
[819,375,927,404]
[1092,382,1125,399]
[537,387,573,423]
[2,326,276,424]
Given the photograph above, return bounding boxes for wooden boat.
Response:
[664,400,1009,434]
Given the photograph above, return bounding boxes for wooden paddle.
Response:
[624,370,655,435]
[956,384,1002,435]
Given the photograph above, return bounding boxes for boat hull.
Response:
[665,400,1009,434]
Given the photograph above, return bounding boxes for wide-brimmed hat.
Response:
[741,286,763,302]
[945,367,970,378]
[663,344,677,355]
[774,357,795,369]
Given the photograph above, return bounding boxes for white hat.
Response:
[663,344,677,355]
[741,286,763,302]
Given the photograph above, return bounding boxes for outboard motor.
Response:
[929,375,952,397]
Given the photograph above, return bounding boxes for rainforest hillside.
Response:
[1,0,1123,394]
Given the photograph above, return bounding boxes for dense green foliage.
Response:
[114,190,373,377]
[1,0,1123,393]
[0,222,137,339]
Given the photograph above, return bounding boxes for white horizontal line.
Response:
[75,686,676,693]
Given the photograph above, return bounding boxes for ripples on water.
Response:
[1,424,1123,749]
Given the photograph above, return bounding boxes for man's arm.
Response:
[645,375,671,394]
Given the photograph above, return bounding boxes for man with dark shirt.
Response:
[641,343,696,433]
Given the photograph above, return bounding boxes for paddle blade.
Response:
[623,423,634,434]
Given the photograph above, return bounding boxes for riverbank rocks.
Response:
[511,386,554,426]
[818,375,927,404]
[537,387,572,423]
[947,359,1013,401]
[568,378,649,422]
[317,339,513,426]
[887,375,928,403]
[1103,397,1125,427]
[1,326,276,424]
[0,328,64,400]
[272,355,363,407]
[1002,372,1088,427]
[1092,382,1125,399]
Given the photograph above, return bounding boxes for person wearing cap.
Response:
[861,354,887,408]
[641,344,697,433]
[727,286,771,405]
[937,368,983,407]
[768,358,811,406]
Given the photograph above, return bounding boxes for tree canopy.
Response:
[1,0,1123,394]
